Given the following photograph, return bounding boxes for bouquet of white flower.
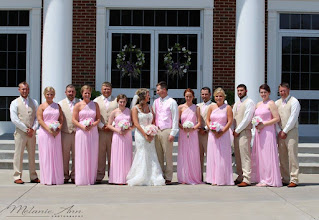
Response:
[82,118,94,127]
[144,124,158,137]
[118,120,130,131]
[182,121,194,138]
[252,116,263,127]
[49,121,60,131]
[209,122,222,132]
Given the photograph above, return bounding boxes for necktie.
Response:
[201,103,207,114]
[236,100,242,112]
[282,99,287,106]
[69,101,74,112]
[104,98,109,109]
[24,98,28,109]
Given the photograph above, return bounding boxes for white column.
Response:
[202,8,214,90]
[235,0,265,103]
[42,0,73,102]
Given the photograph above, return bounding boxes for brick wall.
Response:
[72,0,97,87]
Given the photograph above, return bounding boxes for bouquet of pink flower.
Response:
[252,116,263,127]
[210,122,222,132]
[49,121,60,131]
[144,124,159,136]
[118,120,130,131]
[182,121,194,138]
[82,118,94,127]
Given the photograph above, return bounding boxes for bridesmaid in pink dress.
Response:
[72,85,100,185]
[206,87,234,186]
[107,94,133,185]
[251,84,282,187]
[37,87,64,185]
[177,88,202,185]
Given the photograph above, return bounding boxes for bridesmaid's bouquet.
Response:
[252,116,263,127]
[144,124,159,136]
[209,122,222,132]
[82,118,94,127]
[118,120,130,131]
[49,121,60,131]
[182,121,194,138]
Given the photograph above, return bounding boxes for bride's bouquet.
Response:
[118,120,130,131]
[82,118,94,127]
[209,122,222,132]
[182,121,194,138]
[144,124,158,136]
[49,121,60,131]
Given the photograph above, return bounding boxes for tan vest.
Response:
[233,98,252,130]
[276,97,298,130]
[60,98,79,133]
[16,97,36,132]
[95,95,118,127]
[199,102,212,128]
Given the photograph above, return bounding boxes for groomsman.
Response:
[58,84,80,183]
[10,82,40,184]
[276,83,301,187]
[233,84,255,187]
[197,87,213,179]
[153,81,179,184]
[94,82,118,182]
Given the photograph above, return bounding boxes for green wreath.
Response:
[116,44,145,78]
[163,43,192,78]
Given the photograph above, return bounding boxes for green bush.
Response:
[225,90,235,106]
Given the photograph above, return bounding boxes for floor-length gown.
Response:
[75,101,99,185]
[109,108,133,184]
[38,102,64,185]
[126,106,165,186]
[177,104,202,184]
[206,104,234,185]
[251,100,282,187]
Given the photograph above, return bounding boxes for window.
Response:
[0,34,27,87]
[110,10,200,27]
[281,37,319,90]
[280,14,319,30]
[299,99,319,124]
[0,96,16,121]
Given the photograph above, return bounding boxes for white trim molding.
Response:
[0,0,41,9]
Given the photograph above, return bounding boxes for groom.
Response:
[153,81,179,184]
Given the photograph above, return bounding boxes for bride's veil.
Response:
[130,94,139,109]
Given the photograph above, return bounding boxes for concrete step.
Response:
[298,153,319,163]
[299,163,319,174]
[0,150,40,160]
[298,144,319,154]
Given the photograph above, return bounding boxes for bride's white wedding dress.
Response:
[126,106,165,186]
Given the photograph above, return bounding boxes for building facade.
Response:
[0,0,318,136]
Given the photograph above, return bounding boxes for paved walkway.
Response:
[0,170,318,220]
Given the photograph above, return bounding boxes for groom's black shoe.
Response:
[165,180,172,185]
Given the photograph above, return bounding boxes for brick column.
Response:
[235,0,265,103]
[42,0,73,102]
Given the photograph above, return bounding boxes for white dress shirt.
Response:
[275,95,301,134]
[10,96,39,132]
[233,96,255,134]
[94,95,113,129]
[152,96,179,137]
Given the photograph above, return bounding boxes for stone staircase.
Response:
[0,135,319,174]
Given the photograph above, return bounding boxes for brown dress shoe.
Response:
[165,180,172,185]
[237,182,251,187]
[287,182,298,187]
[71,179,75,184]
[14,179,24,184]
[64,179,69,184]
[30,178,40,183]
[234,179,241,185]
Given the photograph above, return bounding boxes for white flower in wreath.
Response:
[180,65,184,69]
[117,64,120,69]
[117,54,121,58]
[183,69,187,73]
[182,47,186,52]
[123,57,125,61]
[188,58,191,62]
[132,45,136,49]
[188,51,192,55]
[164,57,169,61]
[121,68,125,72]
[123,45,127,49]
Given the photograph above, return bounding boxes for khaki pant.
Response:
[234,129,252,184]
[13,129,38,181]
[155,129,173,181]
[61,132,75,180]
[278,128,299,184]
[96,130,113,181]
[198,132,208,175]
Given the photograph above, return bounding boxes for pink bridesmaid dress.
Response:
[75,101,99,185]
[109,108,133,184]
[251,100,282,187]
[177,104,202,184]
[38,102,64,185]
[206,104,234,185]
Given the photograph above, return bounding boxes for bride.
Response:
[126,88,165,186]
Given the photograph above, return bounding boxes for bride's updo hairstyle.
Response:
[136,88,149,106]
